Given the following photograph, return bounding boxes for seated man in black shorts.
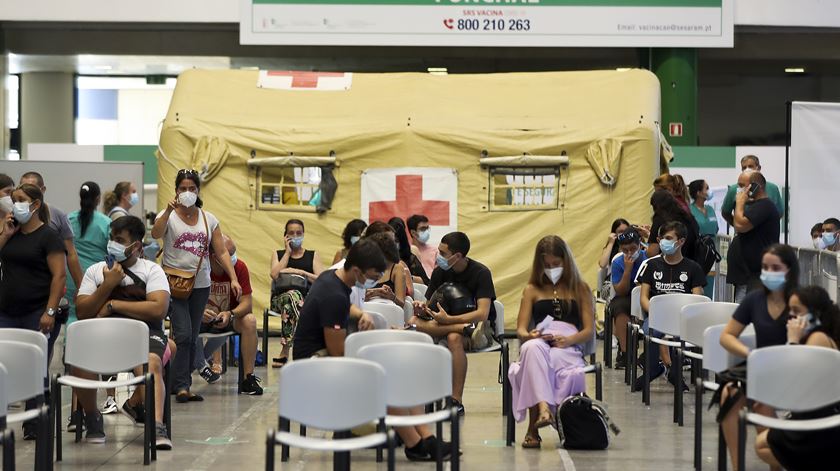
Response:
[75,215,173,450]
[410,231,497,416]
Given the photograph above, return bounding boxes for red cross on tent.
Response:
[368,175,450,225]
[264,71,349,89]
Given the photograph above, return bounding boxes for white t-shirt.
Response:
[156,209,219,289]
[78,259,170,328]
[329,258,364,310]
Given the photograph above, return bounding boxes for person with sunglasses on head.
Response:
[151,169,241,404]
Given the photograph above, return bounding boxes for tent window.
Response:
[488,166,564,212]
[257,166,322,212]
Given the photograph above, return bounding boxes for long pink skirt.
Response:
[507,321,586,423]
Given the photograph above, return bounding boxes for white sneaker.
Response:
[100,396,118,415]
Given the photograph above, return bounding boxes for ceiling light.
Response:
[427,67,448,75]
[94,65,113,71]
[785,67,805,74]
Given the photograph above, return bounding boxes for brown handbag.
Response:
[163,209,209,299]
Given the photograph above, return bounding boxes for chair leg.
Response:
[451,412,460,471]
[643,335,650,405]
[164,364,172,439]
[500,342,510,417]
[595,363,603,401]
[736,411,746,471]
[222,343,228,375]
[676,349,684,427]
[375,421,383,463]
[150,374,157,462]
[630,327,638,391]
[717,424,727,471]
[262,309,270,365]
[694,378,702,470]
[625,323,632,385]
[300,425,306,437]
[435,420,443,471]
[3,430,15,471]
[265,429,275,471]
[143,378,151,466]
[386,430,396,471]
[53,377,62,462]
[280,418,290,462]
[73,408,83,444]
[237,334,244,394]
[505,384,515,447]
[604,308,612,368]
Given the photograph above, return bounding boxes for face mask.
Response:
[12,202,33,224]
[760,270,787,291]
[355,272,378,290]
[350,235,360,246]
[129,192,139,207]
[629,249,641,261]
[659,239,679,256]
[544,267,563,284]
[178,191,198,208]
[822,232,837,247]
[417,229,431,244]
[230,253,238,265]
[436,253,452,271]
[290,237,304,249]
[705,192,714,203]
[107,240,131,262]
[814,237,826,250]
[0,196,12,214]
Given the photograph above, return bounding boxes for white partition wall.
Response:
[789,102,840,247]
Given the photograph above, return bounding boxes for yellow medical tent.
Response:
[157,69,665,328]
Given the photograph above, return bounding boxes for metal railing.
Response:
[712,235,840,303]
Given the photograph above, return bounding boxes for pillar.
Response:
[20,72,74,159]
[0,31,6,159]
[651,48,698,146]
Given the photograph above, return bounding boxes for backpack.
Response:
[693,233,722,275]
[554,393,620,450]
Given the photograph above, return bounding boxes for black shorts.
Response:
[149,330,167,359]
[609,296,631,317]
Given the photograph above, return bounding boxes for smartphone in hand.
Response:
[105,254,116,269]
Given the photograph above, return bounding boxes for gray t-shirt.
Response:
[156,209,219,289]
[48,204,74,241]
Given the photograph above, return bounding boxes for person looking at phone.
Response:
[726,171,780,303]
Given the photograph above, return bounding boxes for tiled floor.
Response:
[5,337,767,470]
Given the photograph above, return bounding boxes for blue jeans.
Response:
[169,287,211,392]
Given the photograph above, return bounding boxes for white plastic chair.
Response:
[364,302,405,329]
[54,318,156,465]
[345,329,433,358]
[413,283,428,302]
[365,311,389,331]
[402,296,414,323]
[737,346,840,471]
[357,342,460,470]
[0,363,15,471]
[0,340,49,471]
[642,294,710,417]
[266,357,395,470]
[693,323,756,471]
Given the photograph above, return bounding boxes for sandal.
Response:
[272,356,288,368]
[522,434,542,449]
[175,391,204,403]
[534,408,554,429]
[210,364,223,375]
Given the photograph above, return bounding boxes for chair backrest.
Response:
[0,340,45,403]
[413,283,428,302]
[65,318,150,374]
[365,311,389,330]
[358,342,452,408]
[345,329,433,358]
[649,293,711,336]
[747,345,840,412]
[493,300,505,337]
[0,328,49,384]
[0,363,7,416]
[702,324,756,373]
[364,301,405,329]
[630,286,642,320]
[278,357,386,430]
[680,302,739,347]
[403,296,414,323]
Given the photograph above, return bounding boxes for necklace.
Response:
[552,286,565,320]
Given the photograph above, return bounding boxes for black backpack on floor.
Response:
[554,393,620,450]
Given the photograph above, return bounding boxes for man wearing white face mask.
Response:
[820,218,840,252]
[607,230,647,369]
[408,214,438,278]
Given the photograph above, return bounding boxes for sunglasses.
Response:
[617,231,639,243]
[177,169,199,177]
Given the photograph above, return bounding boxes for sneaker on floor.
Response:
[452,399,465,417]
[199,366,222,384]
[100,395,118,415]
[67,413,85,433]
[667,366,690,392]
[423,435,455,459]
[22,420,38,441]
[634,362,666,391]
[84,412,106,444]
[239,374,263,395]
[155,422,172,450]
[614,351,627,370]
[120,400,145,426]
[404,439,432,461]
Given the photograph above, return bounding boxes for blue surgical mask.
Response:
[129,192,139,207]
[629,249,641,262]
[760,270,787,291]
[659,239,679,256]
[107,240,130,262]
[230,253,238,265]
[436,253,452,271]
[350,235,360,246]
[290,236,304,249]
[12,202,33,224]
[822,232,837,247]
[355,274,378,290]
[417,229,431,244]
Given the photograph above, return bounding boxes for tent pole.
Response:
[784,101,792,245]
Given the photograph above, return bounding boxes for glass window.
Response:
[257,166,322,212]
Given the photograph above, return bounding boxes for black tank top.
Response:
[276,249,315,274]
[374,264,396,291]
[532,299,582,330]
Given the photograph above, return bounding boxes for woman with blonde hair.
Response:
[103,181,138,220]
[508,235,595,448]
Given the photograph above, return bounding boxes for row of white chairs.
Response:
[266,329,460,471]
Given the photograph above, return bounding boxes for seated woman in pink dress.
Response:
[508,235,595,448]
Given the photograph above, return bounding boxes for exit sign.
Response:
[669,122,683,137]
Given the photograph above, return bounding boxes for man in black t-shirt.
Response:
[291,239,385,360]
[635,221,706,390]
[411,231,496,415]
[726,171,780,302]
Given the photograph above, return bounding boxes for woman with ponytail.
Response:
[104,181,138,220]
[67,182,111,323]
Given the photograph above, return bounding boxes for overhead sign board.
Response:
[241,0,733,48]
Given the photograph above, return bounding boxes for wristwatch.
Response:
[46,307,57,318]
